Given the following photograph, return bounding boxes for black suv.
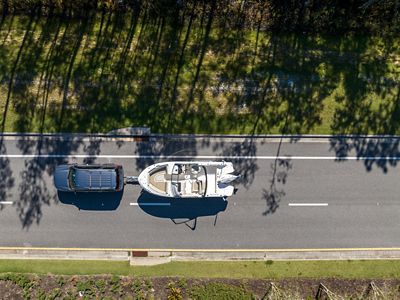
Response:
[54,164,124,192]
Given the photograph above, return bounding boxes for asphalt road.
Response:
[0,134,400,249]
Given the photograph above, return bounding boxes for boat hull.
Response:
[138,161,238,198]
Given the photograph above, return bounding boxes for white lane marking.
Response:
[0,154,399,160]
[130,202,171,206]
[289,203,328,207]
[0,201,13,205]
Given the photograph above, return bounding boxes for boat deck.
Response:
[149,167,167,194]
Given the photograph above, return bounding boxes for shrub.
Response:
[37,288,46,300]
[48,288,62,300]
[95,279,106,294]
[0,273,31,289]
[265,260,274,265]
[167,286,183,300]
[177,278,187,289]
[56,276,65,287]
[132,278,142,293]
[132,278,146,300]
[109,275,123,297]
[190,282,254,300]
[144,278,153,291]
[75,280,95,297]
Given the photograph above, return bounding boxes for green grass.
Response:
[1,259,400,279]
[190,282,254,300]
[0,14,398,134]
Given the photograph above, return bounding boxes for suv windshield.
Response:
[115,167,123,190]
[68,168,76,190]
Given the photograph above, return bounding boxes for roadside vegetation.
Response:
[0,1,398,134]
[1,259,400,278]
[1,260,400,299]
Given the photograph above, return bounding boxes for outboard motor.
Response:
[218,173,241,185]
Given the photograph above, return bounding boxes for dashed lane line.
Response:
[288,203,328,207]
[130,202,171,206]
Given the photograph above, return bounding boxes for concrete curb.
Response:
[2,248,400,265]
[0,249,130,261]
[169,250,400,261]
[131,250,400,265]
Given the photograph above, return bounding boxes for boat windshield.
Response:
[171,164,207,197]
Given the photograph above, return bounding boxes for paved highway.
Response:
[0,134,399,249]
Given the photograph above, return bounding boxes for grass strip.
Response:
[0,15,398,135]
[0,259,400,279]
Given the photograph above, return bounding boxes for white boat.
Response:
[137,161,239,198]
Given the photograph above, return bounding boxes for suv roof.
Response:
[72,167,117,191]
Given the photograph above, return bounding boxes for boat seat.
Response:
[192,180,203,194]
[164,173,186,181]
[178,182,186,194]
[192,181,199,192]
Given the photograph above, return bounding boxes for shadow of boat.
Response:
[137,191,228,229]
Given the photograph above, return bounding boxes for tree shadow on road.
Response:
[262,157,292,215]
[134,136,198,172]
[137,191,227,230]
[14,135,97,228]
[330,137,400,173]
[262,136,292,215]
[17,156,56,228]
[214,137,258,190]
[0,137,14,211]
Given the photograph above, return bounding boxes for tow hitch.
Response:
[125,176,140,185]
